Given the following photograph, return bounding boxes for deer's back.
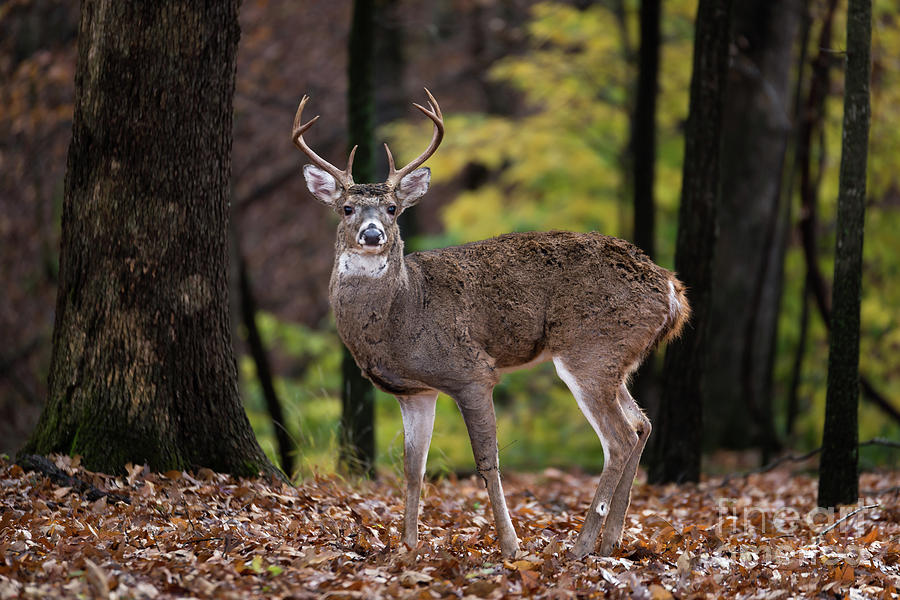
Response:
[406,231,674,372]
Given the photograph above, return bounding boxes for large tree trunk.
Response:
[23,1,278,479]
[818,0,870,508]
[649,0,733,484]
[341,0,377,477]
[703,0,800,457]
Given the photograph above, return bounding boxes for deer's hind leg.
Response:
[598,384,651,555]
[398,392,438,549]
[553,357,639,558]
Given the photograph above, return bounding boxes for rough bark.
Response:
[341,0,377,477]
[818,0,871,508]
[649,0,733,484]
[23,1,278,479]
[704,0,800,456]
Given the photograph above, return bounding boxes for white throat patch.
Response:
[338,250,389,278]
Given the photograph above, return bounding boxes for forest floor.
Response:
[0,456,898,599]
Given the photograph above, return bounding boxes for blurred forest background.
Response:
[1,0,898,479]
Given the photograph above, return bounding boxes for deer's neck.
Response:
[329,239,410,341]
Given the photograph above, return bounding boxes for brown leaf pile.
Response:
[1,456,898,599]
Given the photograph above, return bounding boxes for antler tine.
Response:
[384,88,445,189]
[384,143,397,172]
[291,95,354,188]
[346,144,358,179]
[422,88,443,118]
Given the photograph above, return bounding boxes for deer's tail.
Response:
[658,277,691,345]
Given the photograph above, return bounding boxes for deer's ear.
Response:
[303,165,343,206]
[396,167,431,208]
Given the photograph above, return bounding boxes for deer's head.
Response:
[294,90,443,256]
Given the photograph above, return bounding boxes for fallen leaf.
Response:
[676,549,692,578]
[399,570,433,586]
[504,559,538,571]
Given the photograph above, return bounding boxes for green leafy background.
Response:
[242,1,899,479]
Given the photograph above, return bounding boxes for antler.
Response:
[384,88,444,189]
[292,95,356,188]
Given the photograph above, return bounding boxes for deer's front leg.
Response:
[398,392,438,549]
[453,384,520,559]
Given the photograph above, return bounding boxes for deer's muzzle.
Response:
[359,222,385,249]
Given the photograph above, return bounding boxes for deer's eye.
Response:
[387,205,397,215]
[343,205,353,216]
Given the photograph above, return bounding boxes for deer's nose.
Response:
[361,226,384,246]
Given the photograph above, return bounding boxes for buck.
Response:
[293,90,690,558]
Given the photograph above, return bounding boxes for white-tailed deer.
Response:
[293,90,690,558]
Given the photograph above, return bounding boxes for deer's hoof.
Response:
[598,537,619,557]
[500,540,520,559]
[570,537,595,560]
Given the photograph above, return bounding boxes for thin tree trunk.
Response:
[798,0,840,329]
[786,281,810,436]
[818,0,871,508]
[237,252,295,477]
[341,0,377,477]
[23,1,279,478]
[629,0,662,432]
[632,0,660,259]
[792,0,900,428]
[649,0,733,484]
[373,0,415,242]
[784,0,813,440]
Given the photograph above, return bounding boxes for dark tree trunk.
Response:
[818,0,870,509]
[632,0,660,260]
[23,1,278,478]
[649,0,733,484]
[373,0,415,242]
[628,0,662,434]
[703,0,800,458]
[341,0,377,477]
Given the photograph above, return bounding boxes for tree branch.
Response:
[719,438,900,487]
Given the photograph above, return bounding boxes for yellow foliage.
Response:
[383,0,699,259]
